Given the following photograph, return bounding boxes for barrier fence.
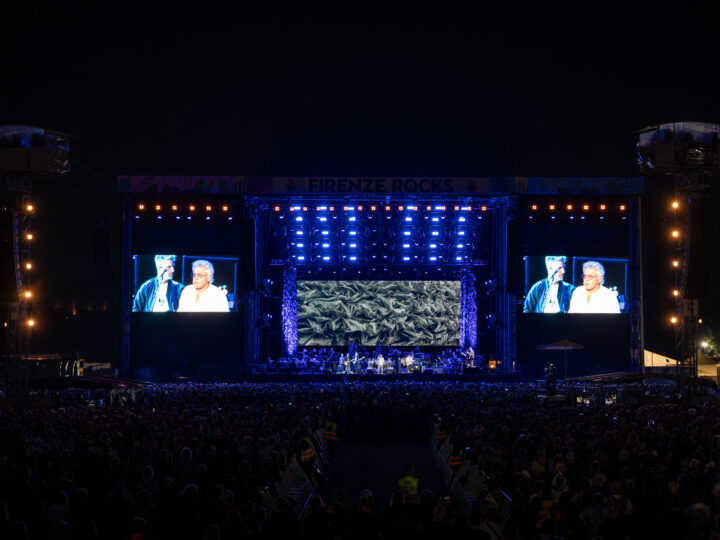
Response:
[260,428,329,518]
[430,422,512,520]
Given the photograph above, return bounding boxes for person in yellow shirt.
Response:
[398,465,419,502]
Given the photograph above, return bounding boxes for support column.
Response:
[492,196,517,373]
[460,267,477,350]
[629,195,643,373]
[282,266,298,356]
[120,195,133,375]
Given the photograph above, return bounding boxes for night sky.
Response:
[2,7,719,358]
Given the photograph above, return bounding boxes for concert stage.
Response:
[120,176,643,382]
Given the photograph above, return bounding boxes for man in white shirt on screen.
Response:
[178,259,230,312]
[568,261,620,314]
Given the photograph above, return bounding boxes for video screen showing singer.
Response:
[177,259,230,312]
[568,261,621,314]
[132,255,185,312]
[523,256,575,313]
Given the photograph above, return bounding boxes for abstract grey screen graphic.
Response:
[297,280,460,346]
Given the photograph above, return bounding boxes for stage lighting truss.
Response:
[273,201,488,265]
[134,201,235,220]
[526,200,628,220]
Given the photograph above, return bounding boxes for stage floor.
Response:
[242,372,522,383]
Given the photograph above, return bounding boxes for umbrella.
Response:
[537,339,584,380]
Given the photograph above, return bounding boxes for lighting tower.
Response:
[0,126,69,394]
[637,121,720,378]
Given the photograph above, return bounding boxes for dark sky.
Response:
[3,6,719,357]
[3,6,719,176]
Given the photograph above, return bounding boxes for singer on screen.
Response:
[177,259,230,312]
[568,260,621,314]
[132,254,185,312]
[523,256,575,313]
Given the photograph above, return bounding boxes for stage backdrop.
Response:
[297,280,460,346]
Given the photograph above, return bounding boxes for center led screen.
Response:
[297,280,460,346]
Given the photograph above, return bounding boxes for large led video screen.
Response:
[131,254,240,312]
[297,280,460,346]
[522,255,629,314]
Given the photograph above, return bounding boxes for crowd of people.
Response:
[0,380,719,539]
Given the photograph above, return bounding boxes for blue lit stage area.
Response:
[119,176,643,381]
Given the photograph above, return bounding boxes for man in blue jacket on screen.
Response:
[523,256,574,313]
[132,255,184,312]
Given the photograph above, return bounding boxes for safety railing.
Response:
[259,428,330,519]
[430,423,512,519]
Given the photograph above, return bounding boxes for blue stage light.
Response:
[430,243,437,248]
[296,231,304,236]
[405,217,412,222]
[432,217,439,222]
[458,231,465,236]
[322,230,330,235]
[457,243,464,248]
[403,256,410,261]
[296,216,303,222]
[403,243,410,248]
[349,243,357,248]
[322,243,330,248]
[403,231,411,236]
[431,231,439,236]
[298,256,305,261]
[323,256,330,261]
[349,231,357,236]
[459,217,466,222]
[297,243,304,248]
[456,256,462,261]
[349,256,357,261]
[349,216,356,222]
[319,217,327,222]
[430,256,437,261]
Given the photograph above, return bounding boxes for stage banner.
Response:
[263,177,516,195]
[117,176,244,193]
[117,176,643,195]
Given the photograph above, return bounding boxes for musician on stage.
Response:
[402,352,415,372]
[376,354,386,374]
[465,346,475,368]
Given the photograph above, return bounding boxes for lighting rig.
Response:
[269,201,491,276]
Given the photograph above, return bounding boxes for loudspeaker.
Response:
[507,220,523,295]
[685,203,714,299]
